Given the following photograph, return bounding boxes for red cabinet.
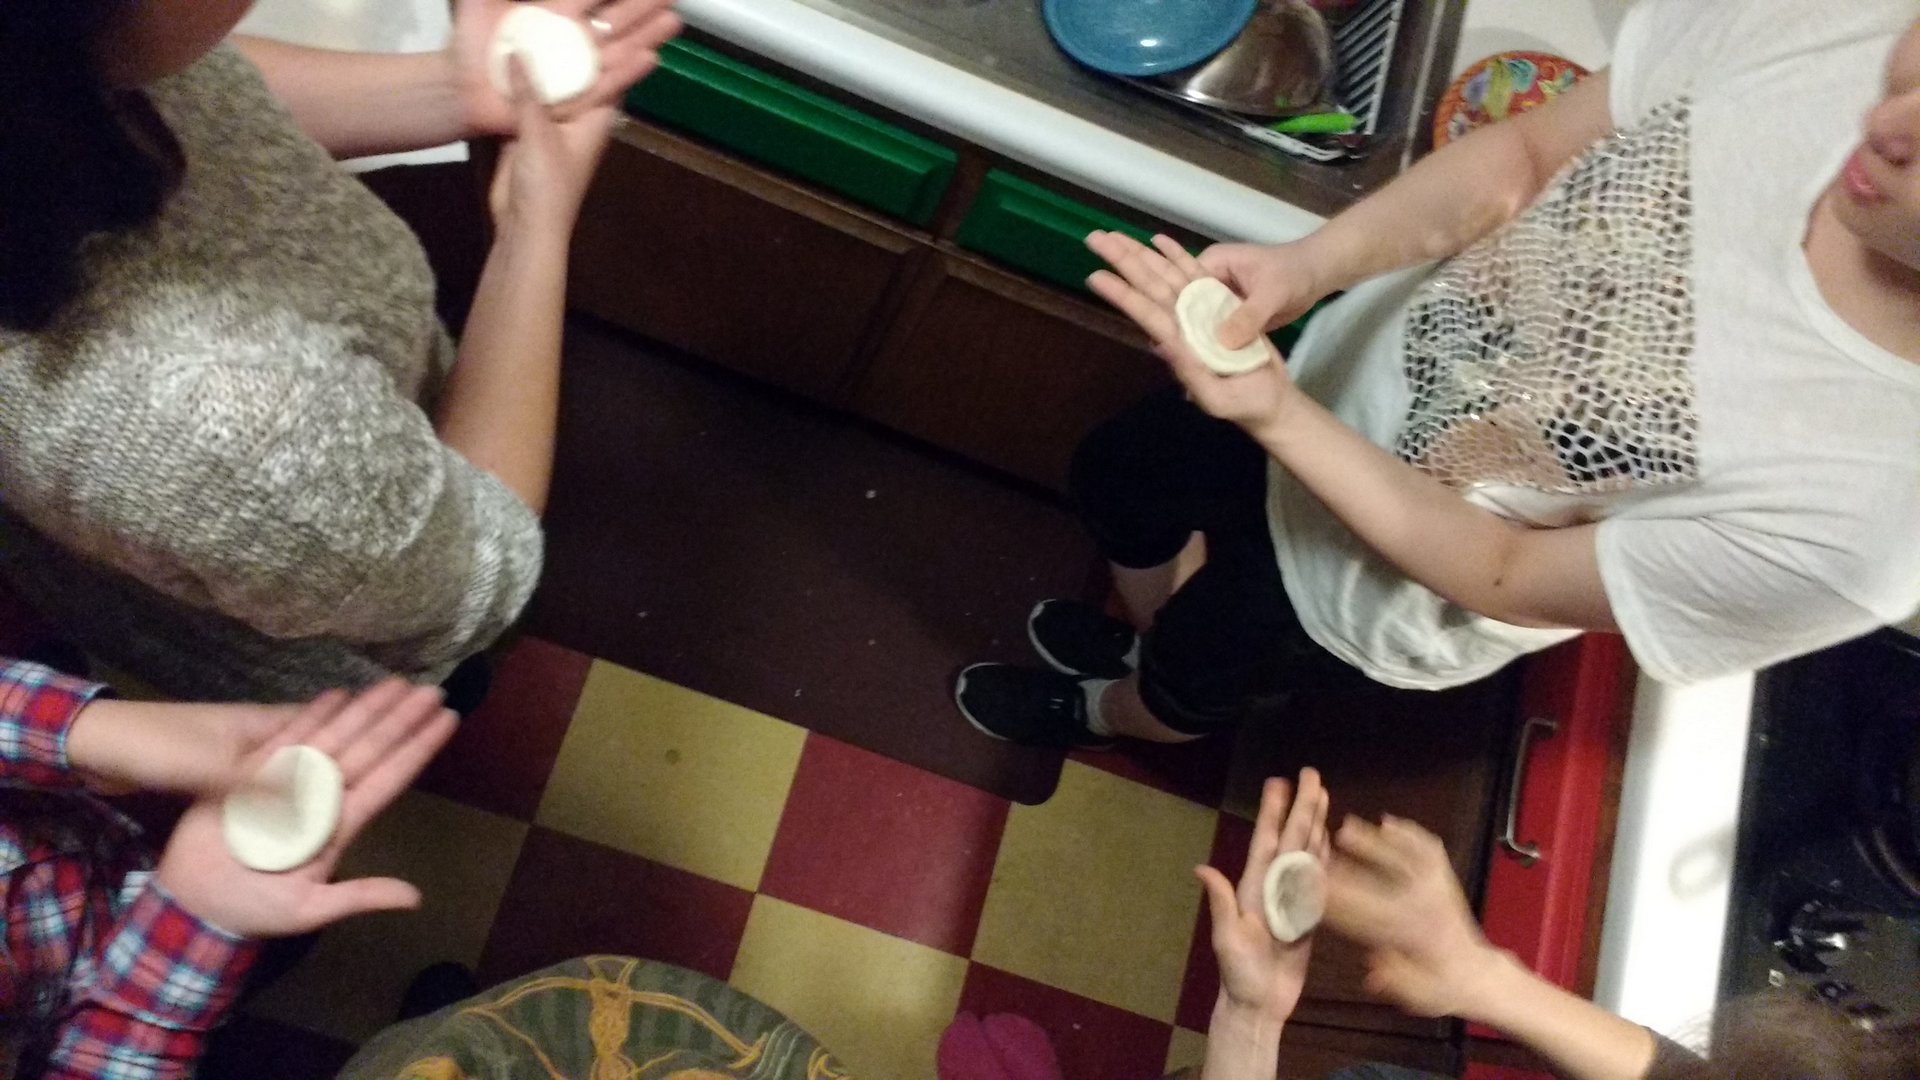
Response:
[1467,634,1635,1079]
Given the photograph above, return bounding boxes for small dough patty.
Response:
[223,745,345,874]
[1175,278,1273,375]
[1261,850,1325,943]
[488,6,601,106]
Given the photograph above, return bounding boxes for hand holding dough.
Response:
[1175,278,1273,375]
[488,6,602,106]
[222,745,345,873]
[1262,849,1326,943]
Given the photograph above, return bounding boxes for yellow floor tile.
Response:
[1165,1026,1208,1075]
[536,663,806,890]
[245,791,527,1043]
[971,760,1216,1022]
[730,896,969,1080]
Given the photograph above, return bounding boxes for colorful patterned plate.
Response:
[1434,51,1590,148]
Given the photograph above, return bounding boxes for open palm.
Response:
[154,681,458,940]
[1196,768,1331,1023]
[1085,230,1301,435]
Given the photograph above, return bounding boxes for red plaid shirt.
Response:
[1,660,258,1079]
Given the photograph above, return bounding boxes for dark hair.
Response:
[1679,991,1920,1080]
[0,1,183,332]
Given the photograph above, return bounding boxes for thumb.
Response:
[299,877,423,929]
[505,54,549,133]
[1195,865,1240,929]
[1217,298,1269,351]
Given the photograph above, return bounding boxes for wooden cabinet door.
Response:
[1274,1020,1460,1078]
[1229,665,1523,1043]
[568,119,920,402]
[851,253,1172,489]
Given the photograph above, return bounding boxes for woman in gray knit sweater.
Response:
[0,0,679,700]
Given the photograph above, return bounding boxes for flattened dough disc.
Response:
[222,745,345,873]
[1262,850,1325,943]
[1175,277,1273,375]
[488,6,601,106]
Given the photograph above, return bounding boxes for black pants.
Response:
[1069,388,1344,736]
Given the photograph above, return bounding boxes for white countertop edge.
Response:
[1593,671,1755,1041]
[677,0,1326,245]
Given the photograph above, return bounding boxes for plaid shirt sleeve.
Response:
[0,658,108,790]
[40,880,259,1080]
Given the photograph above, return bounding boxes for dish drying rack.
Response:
[1132,0,1405,164]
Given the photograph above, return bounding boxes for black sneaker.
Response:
[397,962,481,1022]
[954,663,1114,749]
[1027,599,1140,680]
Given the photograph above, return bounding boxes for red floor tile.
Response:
[959,964,1173,1080]
[417,637,592,820]
[1070,734,1235,807]
[761,734,1010,956]
[1176,813,1253,1032]
[478,827,754,985]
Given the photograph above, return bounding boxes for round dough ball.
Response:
[222,745,345,874]
[1174,277,1273,375]
[488,6,602,106]
[1261,850,1326,943]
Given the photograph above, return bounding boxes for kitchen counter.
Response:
[680,0,1336,243]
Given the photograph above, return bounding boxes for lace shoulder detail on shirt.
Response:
[1398,97,1700,495]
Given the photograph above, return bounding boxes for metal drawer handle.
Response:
[1499,716,1559,867]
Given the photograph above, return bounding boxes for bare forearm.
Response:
[436,224,570,513]
[1249,393,1537,622]
[233,37,469,159]
[1294,121,1544,292]
[1293,74,1613,294]
[1463,951,1658,1080]
[1201,998,1284,1080]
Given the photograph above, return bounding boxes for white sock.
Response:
[1081,677,1117,737]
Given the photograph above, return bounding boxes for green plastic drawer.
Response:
[626,40,957,227]
[953,170,1154,293]
[955,170,1323,349]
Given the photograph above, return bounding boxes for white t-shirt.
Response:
[1269,0,1920,689]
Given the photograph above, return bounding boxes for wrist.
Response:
[65,698,138,792]
[1210,993,1286,1047]
[1285,231,1346,299]
[1448,945,1529,1026]
[1243,383,1314,446]
[491,214,576,257]
[1203,994,1285,1080]
[440,47,487,139]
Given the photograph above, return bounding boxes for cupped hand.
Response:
[154,680,458,940]
[1196,241,1329,349]
[450,0,682,136]
[1323,814,1510,1019]
[1084,230,1305,436]
[66,698,301,798]
[488,55,619,234]
[1195,767,1331,1024]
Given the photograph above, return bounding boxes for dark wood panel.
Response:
[1274,1019,1459,1078]
[358,159,490,333]
[852,254,1172,489]
[568,119,918,401]
[1227,666,1522,1041]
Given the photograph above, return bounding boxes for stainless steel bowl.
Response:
[1153,0,1333,117]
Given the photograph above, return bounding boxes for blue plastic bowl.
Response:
[1043,0,1259,78]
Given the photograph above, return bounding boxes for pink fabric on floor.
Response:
[981,1013,1064,1080]
[938,1013,1064,1080]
